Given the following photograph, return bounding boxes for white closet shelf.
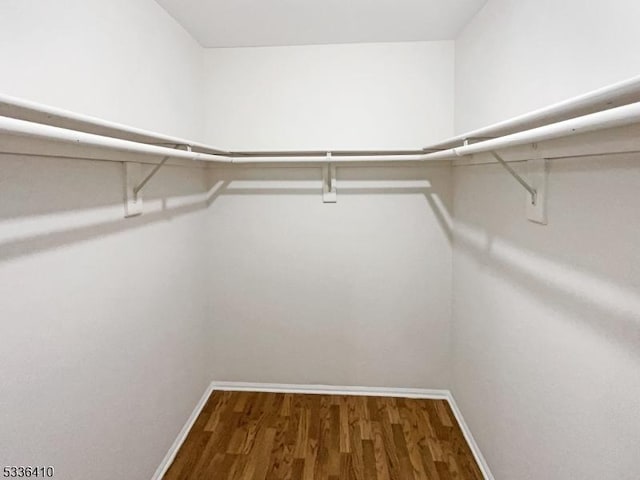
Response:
[0,93,230,156]
[1,74,640,164]
[428,74,640,150]
[1,74,640,219]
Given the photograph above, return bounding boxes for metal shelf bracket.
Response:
[124,144,191,218]
[322,153,337,203]
[491,151,549,225]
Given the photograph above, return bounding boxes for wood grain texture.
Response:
[163,391,483,480]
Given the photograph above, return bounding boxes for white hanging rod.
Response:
[0,108,436,164]
[413,100,640,162]
[2,101,640,165]
[425,74,640,150]
[0,93,440,160]
[0,114,444,162]
[0,93,230,156]
[229,152,453,163]
[0,116,233,163]
[1,74,640,165]
[223,101,640,163]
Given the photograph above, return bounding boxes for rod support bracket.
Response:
[491,152,548,225]
[124,162,143,217]
[124,144,189,218]
[525,158,549,225]
[322,153,337,203]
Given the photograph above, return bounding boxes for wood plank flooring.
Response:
[164,391,483,480]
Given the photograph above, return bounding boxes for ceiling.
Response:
[155,0,487,48]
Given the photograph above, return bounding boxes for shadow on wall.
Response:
[0,156,454,263]
[0,154,210,263]
[453,155,640,359]
[203,163,455,387]
[206,164,454,242]
[455,223,640,359]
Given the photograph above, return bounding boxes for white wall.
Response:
[0,158,211,480]
[202,42,456,388]
[203,42,454,150]
[9,2,639,478]
[206,164,453,388]
[0,0,204,140]
[455,0,640,133]
[453,1,640,479]
[0,1,210,479]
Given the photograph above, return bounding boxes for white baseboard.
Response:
[210,380,450,399]
[153,381,494,480]
[151,383,214,480]
[444,392,495,480]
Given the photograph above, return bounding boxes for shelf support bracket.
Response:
[491,151,537,204]
[322,153,337,203]
[124,144,190,218]
[491,151,548,224]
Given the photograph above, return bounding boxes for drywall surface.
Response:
[455,0,640,133]
[202,41,455,150]
[0,0,204,140]
[0,1,210,479]
[205,164,453,388]
[453,1,640,478]
[0,156,211,480]
[452,156,640,480]
[202,41,455,388]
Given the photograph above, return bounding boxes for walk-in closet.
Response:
[1,1,639,479]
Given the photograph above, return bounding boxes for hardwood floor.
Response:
[164,391,483,479]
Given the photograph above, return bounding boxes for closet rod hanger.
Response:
[2,73,640,163]
[3,83,640,221]
[2,101,640,165]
